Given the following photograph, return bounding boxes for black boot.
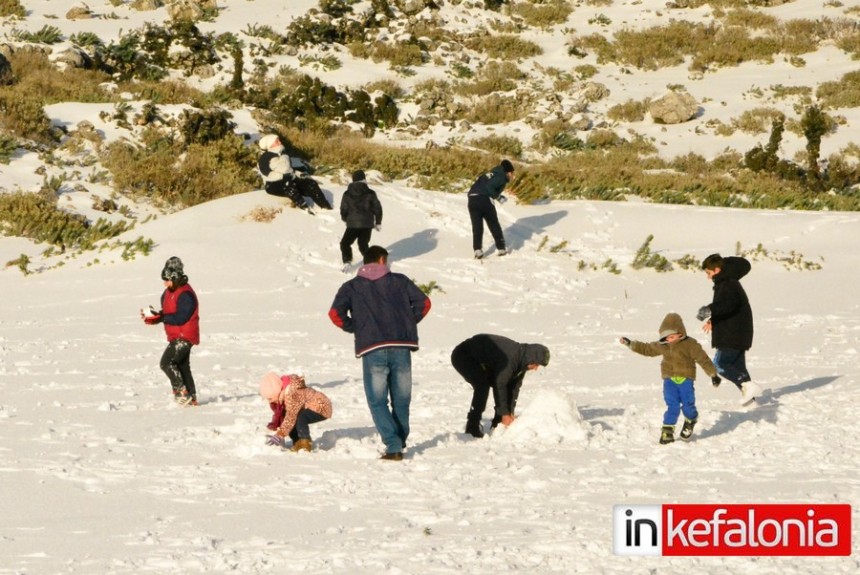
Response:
[680,417,697,440]
[659,424,675,445]
[465,419,484,438]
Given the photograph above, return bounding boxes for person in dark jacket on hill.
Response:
[141,256,200,407]
[339,170,382,266]
[696,253,761,405]
[451,333,550,438]
[328,246,432,461]
[467,159,515,259]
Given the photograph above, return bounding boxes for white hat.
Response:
[258,134,280,151]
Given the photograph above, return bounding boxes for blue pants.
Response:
[713,348,750,391]
[361,348,412,454]
[287,409,327,442]
[662,378,698,425]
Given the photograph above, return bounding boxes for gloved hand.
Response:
[265,434,285,448]
[144,313,163,325]
[619,337,631,346]
[712,375,722,387]
[374,224,381,232]
[496,195,508,204]
[696,305,711,321]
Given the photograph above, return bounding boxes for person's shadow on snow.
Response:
[386,229,438,261]
[504,211,568,251]
[697,376,840,440]
[315,427,378,451]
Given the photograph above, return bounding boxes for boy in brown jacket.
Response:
[620,312,720,444]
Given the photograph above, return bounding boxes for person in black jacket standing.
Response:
[697,253,761,405]
[451,333,550,438]
[339,170,382,266]
[467,159,515,259]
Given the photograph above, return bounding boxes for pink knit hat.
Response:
[259,372,282,401]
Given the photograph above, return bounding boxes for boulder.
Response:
[648,91,699,124]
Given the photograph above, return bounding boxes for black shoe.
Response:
[659,425,675,445]
[680,417,697,440]
[380,452,403,461]
[465,420,484,438]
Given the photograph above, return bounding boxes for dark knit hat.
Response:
[500,159,515,173]
[352,169,366,182]
[161,256,185,283]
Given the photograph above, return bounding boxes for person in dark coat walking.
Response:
[696,253,761,405]
[467,159,514,259]
[339,170,382,265]
[328,246,432,460]
[451,333,550,438]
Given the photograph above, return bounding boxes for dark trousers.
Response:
[340,227,372,263]
[713,348,750,391]
[294,177,332,209]
[451,344,518,427]
[160,338,196,399]
[468,195,505,252]
[264,179,304,206]
[287,409,327,441]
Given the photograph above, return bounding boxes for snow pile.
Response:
[493,389,590,446]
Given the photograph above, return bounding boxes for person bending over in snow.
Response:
[257,134,332,210]
[451,333,550,438]
[260,372,332,452]
[620,312,719,445]
[696,253,761,406]
[142,256,200,406]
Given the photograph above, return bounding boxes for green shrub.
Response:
[455,61,524,96]
[179,108,237,145]
[0,190,132,251]
[469,134,523,158]
[103,129,259,208]
[816,70,860,109]
[607,98,650,122]
[14,25,64,44]
[631,235,673,272]
[0,133,17,163]
[731,107,784,135]
[0,0,25,18]
[465,34,542,59]
[510,0,572,28]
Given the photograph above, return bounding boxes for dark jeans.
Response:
[713,348,751,390]
[294,177,332,209]
[287,408,327,441]
[340,227,372,263]
[264,179,304,206]
[468,195,505,252]
[160,338,196,399]
[451,344,519,427]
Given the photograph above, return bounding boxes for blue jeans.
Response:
[662,378,698,425]
[361,348,412,453]
[713,348,750,390]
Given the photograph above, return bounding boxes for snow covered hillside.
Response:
[1,180,858,573]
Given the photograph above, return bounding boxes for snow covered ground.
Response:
[1,182,859,573]
[1,1,860,573]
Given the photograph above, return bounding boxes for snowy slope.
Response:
[1,180,859,573]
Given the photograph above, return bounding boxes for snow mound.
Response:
[493,390,590,446]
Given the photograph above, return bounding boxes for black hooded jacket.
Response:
[709,256,753,351]
[340,181,382,229]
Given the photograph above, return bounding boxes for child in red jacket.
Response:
[260,372,332,452]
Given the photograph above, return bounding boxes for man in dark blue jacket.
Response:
[329,246,431,460]
[451,334,550,438]
[467,159,515,259]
